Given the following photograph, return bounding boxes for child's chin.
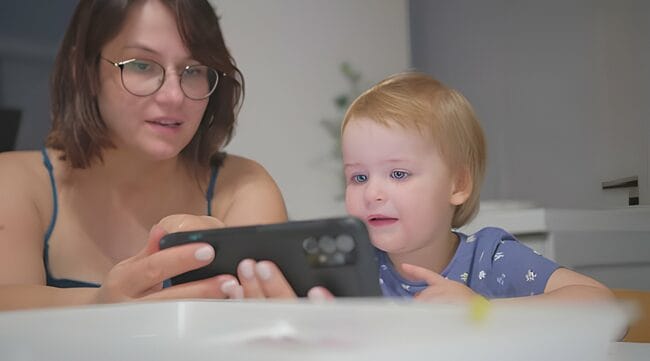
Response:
[369,237,400,253]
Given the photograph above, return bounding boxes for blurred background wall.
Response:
[1,0,648,217]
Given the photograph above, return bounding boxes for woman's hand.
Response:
[401,263,477,303]
[94,215,244,304]
[236,259,334,300]
[156,215,332,300]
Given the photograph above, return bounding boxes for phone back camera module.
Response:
[303,234,357,267]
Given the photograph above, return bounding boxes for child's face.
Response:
[342,118,461,255]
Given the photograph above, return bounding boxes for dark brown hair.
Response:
[46,0,243,169]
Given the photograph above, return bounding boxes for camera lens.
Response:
[302,237,320,254]
[318,236,337,254]
[335,234,355,253]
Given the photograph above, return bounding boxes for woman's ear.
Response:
[450,167,472,206]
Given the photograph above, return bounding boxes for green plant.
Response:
[320,62,364,199]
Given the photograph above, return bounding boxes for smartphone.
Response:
[159,217,382,297]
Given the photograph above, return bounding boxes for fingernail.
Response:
[308,288,328,301]
[239,259,255,279]
[255,262,272,281]
[220,279,238,294]
[194,245,214,261]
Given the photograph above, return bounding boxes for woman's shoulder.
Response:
[212,153,287,225]
[0,150,49,183]
[0,150,54,221]
[218,153,276,185]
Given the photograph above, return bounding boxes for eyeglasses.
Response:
[101,57,221,100]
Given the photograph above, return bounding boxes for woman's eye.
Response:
[126,60,153,73]
[183,66,204,78]
[352,174,368,183]
[391,170,409,180]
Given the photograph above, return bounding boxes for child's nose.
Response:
[364,179,386,203]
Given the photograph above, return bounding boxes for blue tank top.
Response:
[41,148,220,288]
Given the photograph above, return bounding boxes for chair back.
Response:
[0,108,21,152]
[613,289,650,342]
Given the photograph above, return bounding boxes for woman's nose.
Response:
[154,72,185,105]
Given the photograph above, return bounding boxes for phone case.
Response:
[159,217,382,297]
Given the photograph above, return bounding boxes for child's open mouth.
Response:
[367,216,398,227]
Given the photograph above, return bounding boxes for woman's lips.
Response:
[145,119,183,134]
[146,119,182,127]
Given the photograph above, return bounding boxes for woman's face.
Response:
[97,0,208,161]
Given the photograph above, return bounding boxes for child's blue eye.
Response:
[391,170,409,180]
[352,174,368,183]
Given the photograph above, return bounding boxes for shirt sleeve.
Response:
[486,239,559,298]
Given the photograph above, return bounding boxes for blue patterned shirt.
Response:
[377,227,559,299]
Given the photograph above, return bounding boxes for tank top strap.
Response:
[41,148,63,287]
[41,148,58,252]
[205,164,219,216]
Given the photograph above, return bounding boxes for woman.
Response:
[0,0,287,310]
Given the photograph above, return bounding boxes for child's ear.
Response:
[450,168,472,206]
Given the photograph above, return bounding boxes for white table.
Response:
[609,342,649,361]
[0,299,637,361]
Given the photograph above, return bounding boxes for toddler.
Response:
[340,72,611,302]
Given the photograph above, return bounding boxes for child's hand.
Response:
[401,263,477,303]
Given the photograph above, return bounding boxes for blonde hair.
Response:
[342,72,486,228]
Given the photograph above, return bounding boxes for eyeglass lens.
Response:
[120,59,219,99]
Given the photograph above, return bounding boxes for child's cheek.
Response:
[345,195,363,218]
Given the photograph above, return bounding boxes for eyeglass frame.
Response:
[100,56,223,100]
